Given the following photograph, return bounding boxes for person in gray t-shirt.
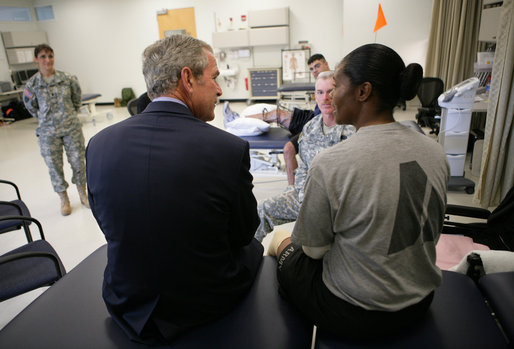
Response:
[268,43,450,338]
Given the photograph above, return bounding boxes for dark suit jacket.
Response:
[86,101,263,343]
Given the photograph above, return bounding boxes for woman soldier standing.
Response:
[23,44,89,215]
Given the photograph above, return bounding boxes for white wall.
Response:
[0,0,433,102]
[34,0,160,101]
[342,0,433,70]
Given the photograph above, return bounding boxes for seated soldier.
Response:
[224,54,331,185]
[254,71,355,242]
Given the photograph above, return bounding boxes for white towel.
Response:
[225,118,271,136]
[450,250,514,274]
[240,103,277,118]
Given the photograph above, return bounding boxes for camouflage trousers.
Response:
[254,186,301,242]
[37,127,86,193]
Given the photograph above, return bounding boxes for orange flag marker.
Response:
[374,3,387,32]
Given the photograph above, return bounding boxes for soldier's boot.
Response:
[58,191,72,216]
[77,184,90,208]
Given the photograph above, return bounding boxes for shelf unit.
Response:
[2,31,47,64]
[1,31,48,87]
[437,78,479,194]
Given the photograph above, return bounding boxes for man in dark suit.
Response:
[86,35,263,344]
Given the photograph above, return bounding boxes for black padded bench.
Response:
[315,271,510,349]
[278,82,315,94]
[240,127,292,150]
[0,245,312,349]
[81,93,112,125]
[240,128,292,172]
[0,244,511,348]
[479,272,514,346]
[278,82,315,104]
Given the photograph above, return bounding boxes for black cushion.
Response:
[81,93,101,102]
[479,272,514,344]
[278,82,315,92]
[0,240,64,301]
[0,200,31,233]
[0,245,312,349]
[240,127,292,149]
[315,271,509,349]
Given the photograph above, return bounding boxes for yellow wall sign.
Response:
[157,7,197,39]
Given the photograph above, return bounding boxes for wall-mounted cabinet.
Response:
[212,30,249,48]
[479,3,502,42]
[2,31,47,48]
[248,7,289,28]
[249,27,289,46]
[212,27,289,48]
[212,7,289,49]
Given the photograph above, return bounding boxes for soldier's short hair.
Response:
[308,54,326,65]
[34,44,53,58]
[316,71,334,82]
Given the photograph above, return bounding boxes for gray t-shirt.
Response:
[295,115,355,202]
[292,122,450,311]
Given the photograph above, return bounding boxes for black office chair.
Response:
[443,186,514,251]
[0,179,32,242]
[127,97,138,116]
[128,92,152,116]
[415,77,444,135]
[0,215,66,302]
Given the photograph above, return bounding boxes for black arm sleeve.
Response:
[288,108,315,136]
[290,133,300,153]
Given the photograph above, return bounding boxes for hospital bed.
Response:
[81,93,112,125]
[277,81,315,106]
[240,127,291,174]
[239,121,423,175]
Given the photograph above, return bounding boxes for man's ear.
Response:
[180,67,194,93]
[356,82,372,102]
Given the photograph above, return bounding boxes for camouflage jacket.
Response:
[294,114,355,202]
[23,70,82,136]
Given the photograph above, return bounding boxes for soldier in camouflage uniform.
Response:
[23,44,89,216]
[255,71,355,241]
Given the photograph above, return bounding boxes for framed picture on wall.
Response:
[281,48,310,82]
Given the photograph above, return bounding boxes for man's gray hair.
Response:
[316,70,334,81]
[142,34,212,99]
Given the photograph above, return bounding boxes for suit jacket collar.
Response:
[143,100,192,117]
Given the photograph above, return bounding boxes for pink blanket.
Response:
[436,234,490,270]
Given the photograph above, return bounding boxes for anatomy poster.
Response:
[282,49,309,81]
